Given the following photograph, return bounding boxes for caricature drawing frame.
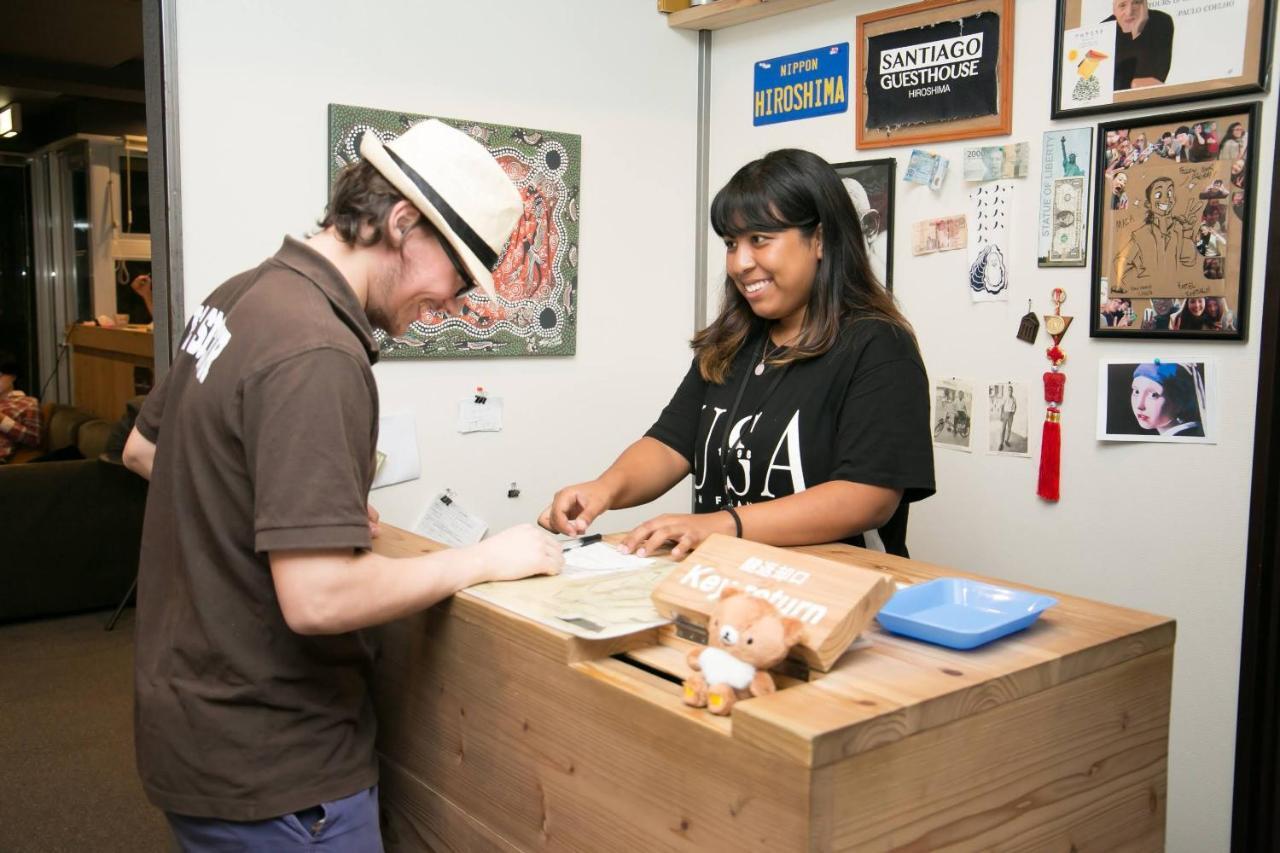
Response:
[1050,0,1274,120]
[831,158,896,291]
[1089,101,1259,341]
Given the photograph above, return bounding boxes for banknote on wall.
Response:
[1048,177,1086,264]
[911,214,967,255]
[963,142,1030,182]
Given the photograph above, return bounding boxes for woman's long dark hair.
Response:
[692,149,911,383]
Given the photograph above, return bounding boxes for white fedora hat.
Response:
[360,119,521,300]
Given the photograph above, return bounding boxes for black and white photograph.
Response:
[1097,359,1215,444]
[933,378,975,452]
[833,158,895,290]
[987,381,1030,456]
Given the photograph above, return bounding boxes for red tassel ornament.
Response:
[1037,375,1064,501]
[1037,290,1072,503]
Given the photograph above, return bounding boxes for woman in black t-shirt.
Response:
[539,149,935,558]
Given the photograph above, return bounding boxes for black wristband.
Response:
[724,506,743,538]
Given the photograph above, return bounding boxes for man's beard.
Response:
[365,255,402,335]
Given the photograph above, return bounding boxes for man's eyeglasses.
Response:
[436,233,480,300]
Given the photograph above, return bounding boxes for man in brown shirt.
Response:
[123,120,562,850]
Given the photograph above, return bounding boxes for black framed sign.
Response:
[1052,0,1274,119]
[856,0,1014,149]
[832,158,896,291]
[1091,101,1259,340]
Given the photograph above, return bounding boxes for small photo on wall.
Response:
[933,378,974,452]
[987,381,1030,457]
[1097,359,1215,444]
[832,158,896,290]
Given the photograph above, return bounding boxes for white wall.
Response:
[707,3,1275,850]
[173,0,700,535]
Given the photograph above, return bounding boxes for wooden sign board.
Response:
[650,534,895,672]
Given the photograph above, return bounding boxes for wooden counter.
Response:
[371,526,1174,851]
[68,324,153,421]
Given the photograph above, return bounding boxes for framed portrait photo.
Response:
[1052,0,1274,119]
[1090,102,1259,341]
[856,0,1015,150]
[832,158,896,290]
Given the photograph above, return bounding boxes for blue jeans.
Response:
[167,786,382,852]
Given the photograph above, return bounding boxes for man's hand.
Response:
[474,523,563,582]
[538,479,615,536]
[619,511,736,560]
[366,503,381,538]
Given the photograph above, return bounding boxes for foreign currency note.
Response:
[1048,177,1085,263]
[911,215,968,255]
[904,149,948,190]
[963,142,1031,182]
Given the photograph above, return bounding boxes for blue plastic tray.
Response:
[876,578,1057,650]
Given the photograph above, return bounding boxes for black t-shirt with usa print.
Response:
[646,318,935,557]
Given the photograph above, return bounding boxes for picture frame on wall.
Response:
[1090,101,1259,341]
[832,158,896,290]
[1051,0,1274,120]
[856,0,1015,150]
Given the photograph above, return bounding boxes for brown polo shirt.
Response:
[133,237,381,820]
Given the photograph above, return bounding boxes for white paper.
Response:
[968,181,1013,303]
[371,413,420,489]
[456,397,504,433]
[414,490,488,547]
[562,542,654,577]
[1060,23,1116,110]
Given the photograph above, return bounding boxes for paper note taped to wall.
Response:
[372,414,420,489]
[414,490,487,547]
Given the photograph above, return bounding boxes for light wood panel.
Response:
[374,604,809,852]
[666,0,836,31]
[68,325,153,421]
[371,525,1174,851]
[811,647,1171,851]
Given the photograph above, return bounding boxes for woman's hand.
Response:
[539,479,615,535]
[620,511,736,560]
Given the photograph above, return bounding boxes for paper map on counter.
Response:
[465,561,675,640]
[562,542,654,576]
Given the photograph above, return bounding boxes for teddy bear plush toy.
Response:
[682,587,806,716]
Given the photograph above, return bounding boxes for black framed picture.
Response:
[832,158,896,291]
[1051,0,1274,120]
[1090,101,1259,340]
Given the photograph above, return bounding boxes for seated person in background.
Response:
[0,350,42,464]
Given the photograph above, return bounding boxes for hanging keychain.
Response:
[1016,299,1040,344]
[1037,288,1073,502]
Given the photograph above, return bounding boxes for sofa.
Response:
[0,403,147,623]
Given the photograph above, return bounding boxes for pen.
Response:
[561,533,602,552]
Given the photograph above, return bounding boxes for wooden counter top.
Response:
[373,525,1173,768]
[371,525,1174,851]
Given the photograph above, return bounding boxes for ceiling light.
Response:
[0,103,21,138]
